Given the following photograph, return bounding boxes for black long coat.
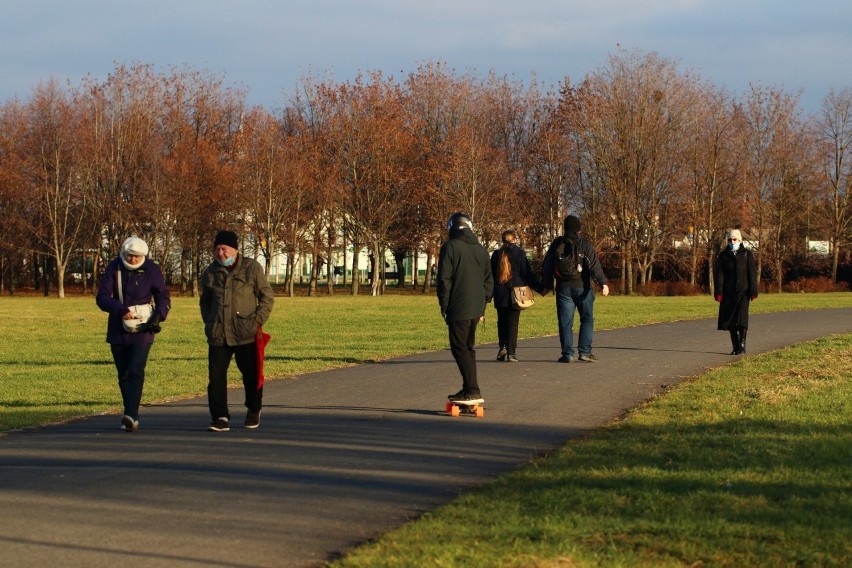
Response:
[714,247,758,330]
[489,243,542,309]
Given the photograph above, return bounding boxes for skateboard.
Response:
[445,399,485,418]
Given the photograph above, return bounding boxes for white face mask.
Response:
[729,241,741,252]
[217,255,235,267]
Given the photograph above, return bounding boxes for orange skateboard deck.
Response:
[445,400,485,418]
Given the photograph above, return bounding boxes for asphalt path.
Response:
[1,308,850,567]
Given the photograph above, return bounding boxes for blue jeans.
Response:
[556,286,596,357]
[110,343,152,420]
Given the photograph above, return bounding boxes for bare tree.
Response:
[817,88,852,283]
[22,79,87,298]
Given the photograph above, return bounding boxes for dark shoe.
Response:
[245,410,261,429]
[449,391,484,404]
[208,417,230,432]
[558,355,574,363]
[120,415,139,432]
[496,348,507,362]
[507,354,519,362]
[448,389,467,402]
[577,353,599,362]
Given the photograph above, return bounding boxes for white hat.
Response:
[120,237,148,270]
[727,229,742,241]
[121,237,149,257]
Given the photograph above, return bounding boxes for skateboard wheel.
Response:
[450,405,460,417]
[475,406,484,418]
[445,402,454,413]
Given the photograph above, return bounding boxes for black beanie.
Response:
[563,215,582,234]
[214,230,239,249]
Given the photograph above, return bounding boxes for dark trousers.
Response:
[208,343,262,420]
[448,318,480,396]
[496,306,521,355]
[110,343,152,420]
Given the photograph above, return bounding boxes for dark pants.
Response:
[448,318,480,396]
[496,306,521,356]
[110,343,152,420]
[208,343,263,420]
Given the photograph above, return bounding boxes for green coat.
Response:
[200,255,275,346]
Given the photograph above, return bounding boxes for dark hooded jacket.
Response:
[437,227,494,322]
[96,257,171,345]
[714,246,758,330]
[541,231,608,290]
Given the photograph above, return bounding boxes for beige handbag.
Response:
[117,270,153,332]
[511,285,535,310]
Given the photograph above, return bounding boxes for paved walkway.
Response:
[1,309,850,567]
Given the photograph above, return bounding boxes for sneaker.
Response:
[120,415,139,432]
[245,410,261,429]
[577,353,599,362]
[208,417,230,432]
[507,354,519,362]
[558,355,574,363]
[450,391,484,404]
[448,389,467,402]
[496,348,507,362]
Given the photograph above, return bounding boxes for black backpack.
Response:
[554,236,582,282]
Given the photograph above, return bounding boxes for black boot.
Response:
[739,329,747,354]
[729,330,740,355]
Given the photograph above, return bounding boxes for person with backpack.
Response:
[542,215,609,363]
[490,229,544,362]
[437,212,494,404]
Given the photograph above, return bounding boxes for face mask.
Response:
[729,242,741,252]
[217,255,235,267]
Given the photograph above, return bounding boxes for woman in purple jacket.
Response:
[96,237,171,432]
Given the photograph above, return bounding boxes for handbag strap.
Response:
[116,269,124,305]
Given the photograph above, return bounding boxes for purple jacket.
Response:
[96,257,171,345]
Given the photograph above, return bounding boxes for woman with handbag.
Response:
[489,230,543,362]
[96,237,170,432]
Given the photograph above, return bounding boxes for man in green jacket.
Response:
[437,213,494,404]
[200,230,275,432]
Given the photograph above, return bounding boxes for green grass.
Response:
[332,334,852,567]
[2,292,851,565]
[1,292,850,431]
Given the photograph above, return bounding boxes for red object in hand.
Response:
[255,325,271,390]
[715,294,722,302]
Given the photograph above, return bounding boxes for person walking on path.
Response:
[490,229,544,362]
[542,215,609,363]
[96,236,171,432]
[200,230,275,432]
[714,228,758,355]
[437,213,494,404]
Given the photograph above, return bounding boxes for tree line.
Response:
[0,48,850,298]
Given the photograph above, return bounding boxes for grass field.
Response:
[1,292,850,565]
[1,292,850,432]
[332,333,852,567]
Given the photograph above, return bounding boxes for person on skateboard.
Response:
[437,213,494,405]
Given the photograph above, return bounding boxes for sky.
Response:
[2,0,851,115]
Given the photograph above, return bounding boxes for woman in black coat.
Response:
[490,230,543,362]
[714,229,758,355]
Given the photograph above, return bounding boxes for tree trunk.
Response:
[370,242,381,297]
[350,243,361,296]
